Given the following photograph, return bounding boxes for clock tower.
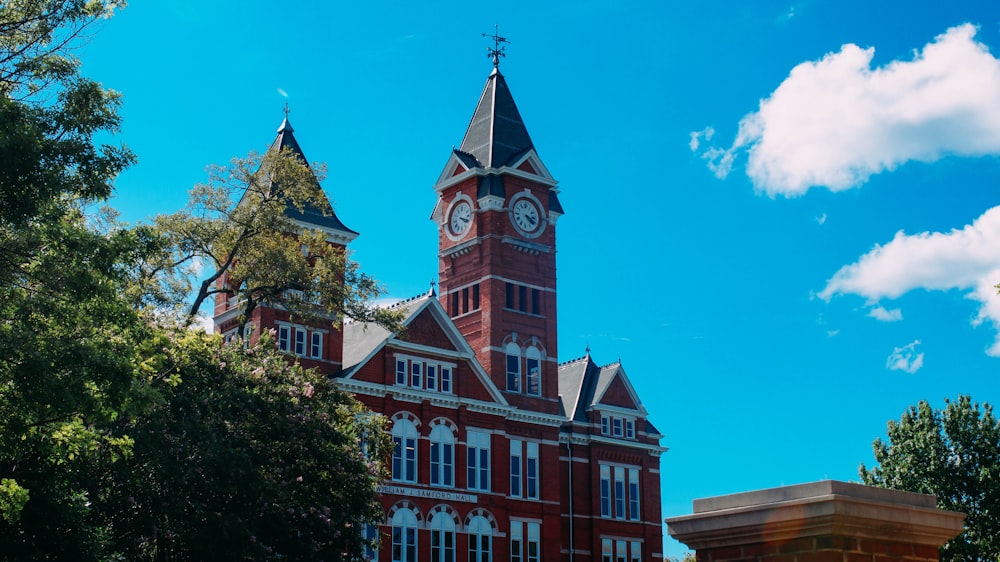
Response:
[432,60,564,414]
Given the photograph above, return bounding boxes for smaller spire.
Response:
[482,25,508,69]
[277,103,293,133]
[429,279,437,296]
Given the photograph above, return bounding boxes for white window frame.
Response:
[467,430,490,492]
[510,439,522,497]
[505,342,521,392]
[468,515,492,562]
[391,508,417,562]
[278,325,291,352]
[526,442,539,500]
[391,419,418,483]
[294,327,306,356]
[310,331,322,358]
[430,512,455,562]
[629,467,640,520]
[430,424,455,487]
[525,346,541,396]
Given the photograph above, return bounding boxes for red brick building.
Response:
[214,59,665,562]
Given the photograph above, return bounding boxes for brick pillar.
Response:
[666,481,964,562]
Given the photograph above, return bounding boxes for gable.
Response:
[400,307,459,351]
[517,160,537,174]
[598,375,640,410]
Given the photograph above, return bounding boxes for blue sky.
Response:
[81,1,1000,557]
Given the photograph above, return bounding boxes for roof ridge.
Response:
[558,354,590,367]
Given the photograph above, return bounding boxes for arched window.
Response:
[429,424,455,487]
[391,419,418,482]
[525,346,541,397]
[391,508,418,562]
[467,515,492,562]
[505,342,521,392]
[429,512,455,562]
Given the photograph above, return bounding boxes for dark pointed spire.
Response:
[458,68,535,169]
[264,110,357,237]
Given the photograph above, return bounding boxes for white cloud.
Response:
[689,127,714,152]
[815,213,827,225]
[826,329,840,338]
[886,340,924,373]
[697,24,1000,196]
[821,205,1000,354]
[868,305,902,322]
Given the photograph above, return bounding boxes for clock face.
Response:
[448,201,473,237]
[511,199,541,233]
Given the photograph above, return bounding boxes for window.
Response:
[614,467,626,519]
[452,291,460,315]
[391,508,417,562]
[616,540,627,562]
[411,361,422,388]
[278,325,291,352]
[394,356,455,393]
[468,515,492,562]
[430,513,455,562]
[531,288,540,315]
[467,430,490,491]
[509,522,540,562]
[363,524,379,561]
[510,522,522,562]
[472,284,480,310]
[441,367,452,393]
[527,523,540,562]
[630,542,641,562]
[525,347,541,397]
[628,468,640,520]
[396,359,407,385]
[600,465,611,516]
[518,285,527,312]
[600,463,642,520]
[430,424,455,487]
[612,418,623,437]
[505,343,521,392]
[601,416,609,435]
[391,419,418,482]
[526,442,539,499]
[294,327,306,355]
[505,283,515,309]
[510,440,522,497]
[427,364,437,391]
[625,420,635,440]
[462,287,470,314]
[602,540,613,562]
[310,332,322,358]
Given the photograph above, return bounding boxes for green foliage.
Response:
[155,148,402,334]
[860,396,1000,562]
[100,331,389,560]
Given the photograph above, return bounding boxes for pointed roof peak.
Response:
[458,68,535,169]
[277,103,294,133]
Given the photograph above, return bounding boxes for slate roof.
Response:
[340,292,433,374]
[459,68,535,169]
[268,116,357,236]
[558,353,659,434]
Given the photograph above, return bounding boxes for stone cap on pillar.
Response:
[666,480,964,551]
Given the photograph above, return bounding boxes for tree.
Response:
[859,396,1000,562]
[155,149,401,336]
[0,1,145,557]
[97,330,389,560]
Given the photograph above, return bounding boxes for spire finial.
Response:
[429,279,437,296]
[277,103,294,133]
[482,25,508,69]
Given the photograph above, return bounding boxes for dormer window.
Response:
[601,414,637,440]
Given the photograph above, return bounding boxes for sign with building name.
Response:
[378,485,478,503]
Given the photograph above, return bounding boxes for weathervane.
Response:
[483,24,508,68]
[283,102,290,119]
